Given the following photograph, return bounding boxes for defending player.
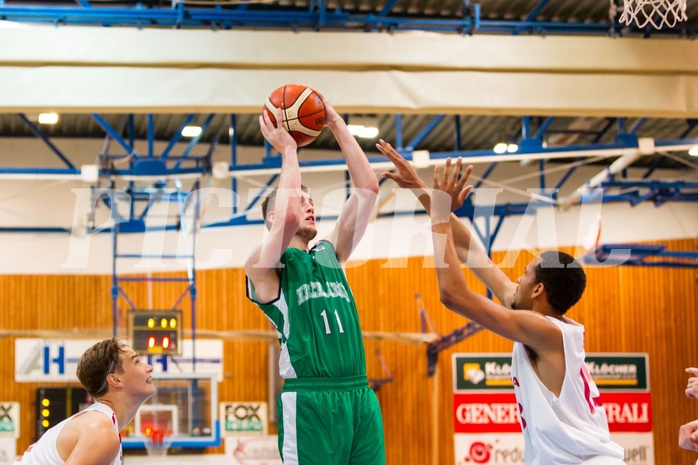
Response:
[378,139,626,465]
[15,338,155,465]
[245,90,385,465]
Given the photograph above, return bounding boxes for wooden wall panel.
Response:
[1,238,696,464]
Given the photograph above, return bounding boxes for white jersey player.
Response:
[375,146,626,465]
[15,339,154,465]
[16,403,121,465]
[512,317,625,464]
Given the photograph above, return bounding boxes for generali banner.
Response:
[453,353,654,465]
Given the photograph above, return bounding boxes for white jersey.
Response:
[511,316,626,465]
[14,402,121,465]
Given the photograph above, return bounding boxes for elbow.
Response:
[359,182,379,198]
[367,180,379,195]
[439,286,461,310]
[439,285,476,317]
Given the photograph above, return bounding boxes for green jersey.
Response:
[246,240,367,379]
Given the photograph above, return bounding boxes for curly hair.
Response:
[534,251,587,315]
[76,338,127,397]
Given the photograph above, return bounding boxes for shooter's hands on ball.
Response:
[305,85,342,129]
[686,367,698,399]
[377,139,427,190]
[259,107,297,154]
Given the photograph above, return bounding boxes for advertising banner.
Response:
[15,338,224,382]
[0,438,15,465]
[226,435,282,465]
[0,403,19,439]
[453,353,654,465]
[220,402,268,436]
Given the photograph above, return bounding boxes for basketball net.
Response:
[144,429,171,457]
[619,0,687,28]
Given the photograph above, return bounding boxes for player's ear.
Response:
[531,282,545,299]
[106,373,122,388]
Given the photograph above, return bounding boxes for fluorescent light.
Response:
[689,145,698,156]
[412,150,431,168]
[493,142,508,154]
[38,113,59,125]
[347,124,379,139]
[507,143,519,153]
[182,125,202,137]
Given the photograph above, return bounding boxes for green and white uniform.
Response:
[246,240,385,465]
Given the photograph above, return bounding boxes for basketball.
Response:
[263,84,326,147]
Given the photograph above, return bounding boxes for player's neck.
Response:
[98,395,146,429]
[289,235,310,251]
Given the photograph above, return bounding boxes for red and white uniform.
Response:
[14,402,121,465]
[511,316,626,465]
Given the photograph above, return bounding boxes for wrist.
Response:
[429,189,453,223]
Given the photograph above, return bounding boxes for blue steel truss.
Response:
[0,1,694,36]
[581,244,698,268]
[106,177,202,372]
[2,112,697,236]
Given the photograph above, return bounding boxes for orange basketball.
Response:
[263,84,326,147]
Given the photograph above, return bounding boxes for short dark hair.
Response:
[534,251,586,315]
[261,185,309,230]
[76,338,126,397]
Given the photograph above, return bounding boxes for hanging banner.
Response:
[453,353,653,465]
[15,338,223,382]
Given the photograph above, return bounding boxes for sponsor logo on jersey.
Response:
[296,281,350,306]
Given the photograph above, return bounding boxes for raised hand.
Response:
[259,107,297,155]
[376,139,426,190]
[433,157,474,213]
[305,85,343,128]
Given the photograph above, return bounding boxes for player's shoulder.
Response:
[69,409,115,431]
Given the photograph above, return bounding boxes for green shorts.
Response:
[278,375,386,465]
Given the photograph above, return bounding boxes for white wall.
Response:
[0,138,695,274]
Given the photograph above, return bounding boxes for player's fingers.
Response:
[259,115,271,136]
[686,367,698,376]
[456,166,471,190]
[459,185,473,204]
[433,165,441,186]
[260,111,271,127]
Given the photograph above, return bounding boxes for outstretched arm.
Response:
[429,158,561,352]
[318,90,379,263]
[244,109,302,303]
[377,139,516,307]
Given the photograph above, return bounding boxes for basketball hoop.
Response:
[619,0,687,29]
[144,429,171,457]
